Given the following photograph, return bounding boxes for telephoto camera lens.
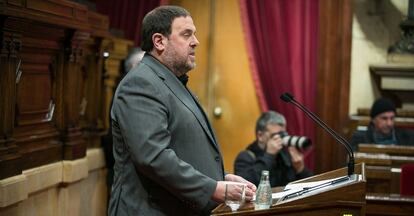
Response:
[278,131,311,149]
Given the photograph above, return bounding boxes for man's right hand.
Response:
[212,181,255,203]
[266,133,283,155]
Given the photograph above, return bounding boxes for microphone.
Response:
[280,92,355,176]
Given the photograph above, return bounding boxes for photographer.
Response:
[234,111,312,187]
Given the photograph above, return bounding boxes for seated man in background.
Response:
[350,98,414,151]
[234,111,312,187]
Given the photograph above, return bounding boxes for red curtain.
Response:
[240,0,319,170]
[96,0,168,45]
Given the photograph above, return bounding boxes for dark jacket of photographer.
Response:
[234,141,312,187]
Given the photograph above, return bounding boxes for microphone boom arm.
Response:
[289,99,354,157]
[280,93,355,176]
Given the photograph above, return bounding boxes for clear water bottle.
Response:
[254,170,272,210]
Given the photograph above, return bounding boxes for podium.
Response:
[211,163,366,216]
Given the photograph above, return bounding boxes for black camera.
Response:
[277,131,311,149]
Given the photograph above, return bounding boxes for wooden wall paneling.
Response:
[316,0,353,173]
[0,16,23,179]
[0,0,117,180]
[9,17,64,171]
[61,30,90,160]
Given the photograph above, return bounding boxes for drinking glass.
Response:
[224,182,246,212]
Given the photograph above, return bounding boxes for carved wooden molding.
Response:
[1,32,21,58]
[1,0,89,31]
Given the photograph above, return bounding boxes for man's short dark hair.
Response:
[141,5,190,52]
[256,111,286,133]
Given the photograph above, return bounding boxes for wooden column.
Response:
[0,17,23,179]
[60,30,90,160]
[79,12,111,148]
[79,37,104,148]
[316,0,353,173]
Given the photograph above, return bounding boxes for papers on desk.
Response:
[254,177,342,201]
[271,188,303,200]
[254,175,360,202]
[284,177,342,191]
[273,175,354,200]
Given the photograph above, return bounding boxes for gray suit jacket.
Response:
[108,54,225,216]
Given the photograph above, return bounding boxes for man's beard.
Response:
[381,126,394,135]
[163,47,195,75]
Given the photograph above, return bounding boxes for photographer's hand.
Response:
[288,147,305,173]
[266,134,283,155]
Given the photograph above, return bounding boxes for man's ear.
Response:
[257,131,264,142]
[152,33,166,52]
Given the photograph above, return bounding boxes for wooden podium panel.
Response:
[354,144,414,215]
[211,164,366,216]
[355,144,414,194]
[366,193,414,216]
[358,144,414,156]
